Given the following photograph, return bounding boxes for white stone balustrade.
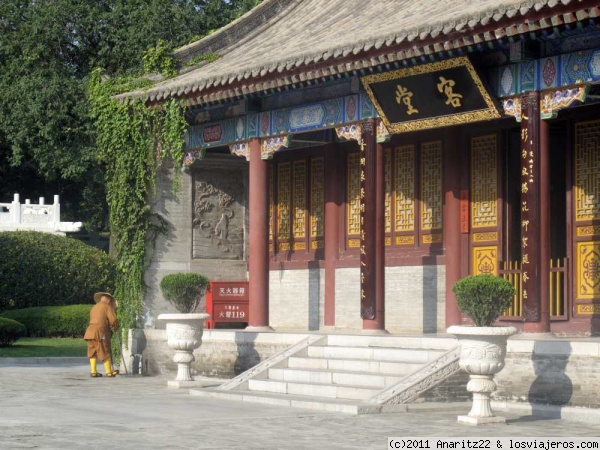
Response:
[0,193,82,235]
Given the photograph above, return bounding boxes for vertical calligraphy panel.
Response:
[520,92,540,321]
[269,165,274,253]
[360,121,376,320]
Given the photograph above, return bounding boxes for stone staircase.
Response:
[190,334,462,414]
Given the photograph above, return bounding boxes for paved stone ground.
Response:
[1,361,600,450]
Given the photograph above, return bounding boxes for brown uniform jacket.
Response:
[83,303,118,360]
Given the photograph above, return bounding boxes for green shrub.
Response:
[452,274,515,327]
[0,305,93,338]
[0,231,116,310]
[160,273,210,313]
[0,316,26,347]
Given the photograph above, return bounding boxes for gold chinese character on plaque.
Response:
[522,167,529,177]
[359,139,365,153]
[395,85,419,115]
[437,76,463,107]
[522,236,528,248]
[522,254,529,264]
[522,271,529,282]
[522,201,529,212]
[522,182,528,193]
[521,128,528,142]
[522,220,529,231]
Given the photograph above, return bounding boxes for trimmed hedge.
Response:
[160,272,209,313]
[0,316,26,347]
[0,231,116,310]
[0,305,93,338]
[452,274,515,327]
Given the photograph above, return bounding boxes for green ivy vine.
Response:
[87,68,187,357]
[142,40,178,78]
[184,53,221,66]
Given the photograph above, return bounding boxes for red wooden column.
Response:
[443,127,463,327]
[324,142,340,327]
[247,138,271,330]
[521,92,551,332]
[361,120,386,331]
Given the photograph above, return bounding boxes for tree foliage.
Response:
[0,0,260,230]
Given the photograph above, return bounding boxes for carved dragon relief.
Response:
[192,174,244,260]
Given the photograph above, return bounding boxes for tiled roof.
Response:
[118,0,598,105]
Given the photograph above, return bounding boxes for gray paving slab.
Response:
[1,360,599,450]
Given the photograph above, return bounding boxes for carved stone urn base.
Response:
[158,313,210,388]
[447,325,517,425]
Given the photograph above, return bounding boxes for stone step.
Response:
[287,356,421,375]
[190,388,469,415]
[307,345,441,363]
[325,335,456,351]
[268,367,404,388]
[190,388,362,414]
[247,378,380,400]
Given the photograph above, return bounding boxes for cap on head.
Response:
[93,292,116,305]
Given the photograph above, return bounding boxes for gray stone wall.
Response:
[334,266,446,333]
[125,329,312,378]
[129,331,600,409]
[269,268,324,330]
[145,156,248,326]
[494,340,600,409]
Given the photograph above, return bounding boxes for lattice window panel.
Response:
[471,135,498,228]
[347,152,361,235]
[394,145,415,232]
[384,149,392,234]
[575,120,600,222]
[277,162,291,239]
[292,161,306,239]
[421,141,442,231]
[310,157,324,238]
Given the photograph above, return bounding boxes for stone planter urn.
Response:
[447,325,517,425]
[158,313,210,387]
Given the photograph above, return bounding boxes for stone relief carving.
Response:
[364,347,461,405]
[192,170,245,260]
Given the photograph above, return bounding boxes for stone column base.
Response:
[457,415,507,425]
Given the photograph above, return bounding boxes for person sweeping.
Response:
[84,292,119,378]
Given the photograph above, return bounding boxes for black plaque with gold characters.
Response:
[361,57,501,133]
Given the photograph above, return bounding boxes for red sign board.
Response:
[460,189,469,234]
[213,304,248,321]
[206,281,249,329]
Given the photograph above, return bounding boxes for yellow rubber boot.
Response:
[103,358,119,377]
[90,357,101,377]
